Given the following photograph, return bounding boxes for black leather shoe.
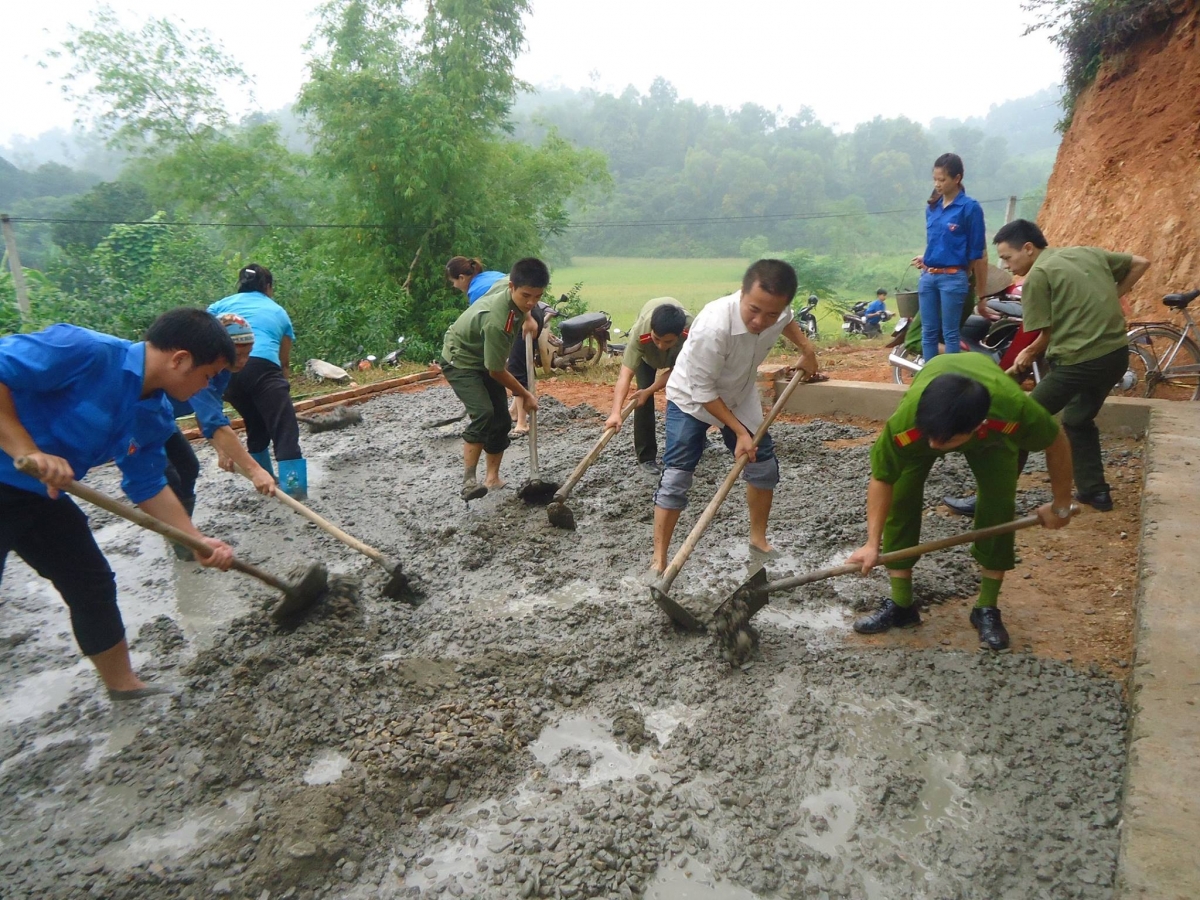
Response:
[969,606,1010,650]
[853,600,921,634]
[1075,490,1113,512]
[942,495,977,517]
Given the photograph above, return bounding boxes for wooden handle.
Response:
[526,332,540,480]
[235,465,387,566]
[14,457,291,593]
[552,399,637,503]
[657,365,811,593]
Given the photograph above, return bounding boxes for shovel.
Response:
[234,465,413,601]
[710,506,1079,648]
[650,365,811,630]
[546,398,637,530]
[517,331,561,505]
[15,457,328,623]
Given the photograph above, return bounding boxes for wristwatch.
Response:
[1052,504,1072,520]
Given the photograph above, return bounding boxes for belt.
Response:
[924,266,963,274]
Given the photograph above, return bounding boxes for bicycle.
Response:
[1113,289,1200,400]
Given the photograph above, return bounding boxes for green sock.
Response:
[889,576,913,608]
[976,576,1002,608]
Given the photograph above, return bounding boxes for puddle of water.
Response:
[647,861,765,899]
[105,790,257,868]
[505,579,603,617]
[304,750,351,785]
[638,702,706,746]
[0,659,93,725]
[758,603,850,633]
[795,787,858,855]
[529,713,670,789]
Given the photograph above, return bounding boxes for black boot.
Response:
[969,606,1010,650]
[1074,489,1113,512]
[853,599,921,634]
[942,495,977,517]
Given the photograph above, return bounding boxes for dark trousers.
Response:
[223,357,302,460]
[633,361,658,464]
[0,484,124,657]
[1027,345,1129,495]
[164,428,200,510]
[441,363,512,454]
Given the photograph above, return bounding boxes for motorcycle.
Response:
[382,336,408,367]
[795,294,819,337]
[535,294,614,376]
[887,283,1044,385]
[842,300,894,336]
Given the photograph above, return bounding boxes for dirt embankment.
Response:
[1038,4,1200,318]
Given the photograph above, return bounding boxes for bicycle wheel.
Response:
[890,346,921,385]
[1127,325,1200,400]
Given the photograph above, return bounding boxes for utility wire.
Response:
[6,196,1019,231]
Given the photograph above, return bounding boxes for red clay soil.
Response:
[1038,3,1200,320]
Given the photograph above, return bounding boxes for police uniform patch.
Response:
[976,418,1019,439]
[639,333,653,344]
[505,310,516,334]
[893,427,922,448]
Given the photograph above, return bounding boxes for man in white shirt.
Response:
[652,259,819,574]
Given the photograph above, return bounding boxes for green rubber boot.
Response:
[250,450,276,482]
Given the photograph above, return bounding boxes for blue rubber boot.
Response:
[250,450,276,482]
[278,458,308,500]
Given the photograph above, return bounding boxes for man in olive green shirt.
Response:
[999,220,1149,510]
[605,297,692,477]
[439,258,548,501]
[849,353,1075,650]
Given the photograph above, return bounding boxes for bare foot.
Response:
[749,543,779,560]
[483,478,507,490]
[511,427,529,436]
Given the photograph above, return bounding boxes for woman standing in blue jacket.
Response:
[208,264,307,499]
[446,256,506,305]
[913,153,988,361]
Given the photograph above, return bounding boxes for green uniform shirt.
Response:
[870,353,1060,484]
[622,297,692,371]
[1020,246,1131,366]
[441,283,528,372]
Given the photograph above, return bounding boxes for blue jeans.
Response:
[917,270,970,361]
[654,401,779,510]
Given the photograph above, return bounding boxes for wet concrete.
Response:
[0,386,1129,899]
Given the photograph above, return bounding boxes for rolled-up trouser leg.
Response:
[633,361,658,464]
[0,486,124,657]
[719,427,780,490]
[443,364,512,455]
[882,458,936,570]
[654,401,710,510]
[964,443,1019,571]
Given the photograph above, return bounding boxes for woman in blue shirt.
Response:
[446,256,506,305]
[208,264,307,499]
[913,153,988,361]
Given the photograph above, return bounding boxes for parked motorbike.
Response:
[887,283,1044,385]
[842,300,894,336]
[382,336,408,367]
[342,347,377,372]
[796,294,819,337]
[535,295,613,376]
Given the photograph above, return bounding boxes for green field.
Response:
[550,256,901,336]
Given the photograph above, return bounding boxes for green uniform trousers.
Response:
[884,441,1019,572]
[1028,344,1127,496]
[441,362,512,455]
[633,361,658,464]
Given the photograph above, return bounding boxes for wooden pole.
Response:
[1,214,31,322]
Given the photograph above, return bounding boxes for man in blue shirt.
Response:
[865,289,888,334]
[0,309,237,701]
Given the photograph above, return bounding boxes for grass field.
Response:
[550,256,895,336]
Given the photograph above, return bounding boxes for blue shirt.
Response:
[0,325,176,503]
[170,369,233,439]
[467,271,506,305]
[924,192,986,268]
[865,299,887,323]
[208,292,295,366]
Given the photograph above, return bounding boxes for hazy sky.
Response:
[1,0,1064,148]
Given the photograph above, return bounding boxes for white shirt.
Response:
[666,291,793,430]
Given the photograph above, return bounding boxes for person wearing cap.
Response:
[0,309,236,701]
[208,263,308,499]
[605,297,692,477]
[865,289,888,334]
[161,314,277,560]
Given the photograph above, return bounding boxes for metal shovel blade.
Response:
[710,568,770,646]
[517,478,560,506]
[649,586,706,632]
[268,563,331,622]
[546,500,576,530]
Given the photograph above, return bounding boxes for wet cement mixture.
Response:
[0,386,1135,899]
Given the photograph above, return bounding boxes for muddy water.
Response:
[0,387,1127,899]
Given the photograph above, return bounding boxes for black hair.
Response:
[236,263,273,295]
[993,219,1049,250]
[145,308,236,367]
[742,259,798,301]
[928,152,966,208]
[649,303,687,337]
[876,288,888,296]
[915,374,991,443]
[509,257,551,290]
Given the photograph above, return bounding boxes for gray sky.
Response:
[0,0,1063,148]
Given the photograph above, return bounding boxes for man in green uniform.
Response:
[944,220,1150,517]
[605,297,692,477]
[849,353,1075,650]
[439,258,548,502]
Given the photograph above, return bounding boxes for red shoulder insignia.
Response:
[681,328,689,338]
[505,310,516,334]
[638,333,653,344]
[976,418,1019,439]
[893,427,922,448]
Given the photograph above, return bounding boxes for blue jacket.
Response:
[924,192,986,269]
[169,369,233,439]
